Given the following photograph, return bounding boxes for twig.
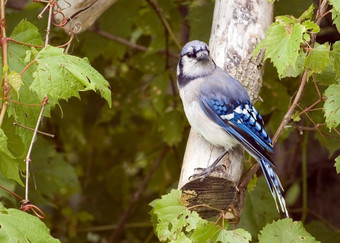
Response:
[108,146,169,243]
[145,0,181,50]
[20,59,37,76]
[272,71,308,144]
[13,122,55,138]
[77,222,153,233]
[38,1,51,19]
[45,3,53,46]
[90,27,179,59]
[7,38,43,48]
[24,96,48,201]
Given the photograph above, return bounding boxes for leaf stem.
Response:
[145,0,181,50]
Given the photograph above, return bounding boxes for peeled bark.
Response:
[54,0,117,33]
[179,0,273,218]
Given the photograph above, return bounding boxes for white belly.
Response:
[179,81,237,150]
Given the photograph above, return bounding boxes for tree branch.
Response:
[89,27,179,59]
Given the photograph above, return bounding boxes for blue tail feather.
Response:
[259,158,289,218]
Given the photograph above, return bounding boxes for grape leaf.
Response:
[191,223,221,242]
[332,41,340,77]
[298,4,315,22]
[329,0,340,12]
[335,155,340,174]
[216,228,251,243]
[255,22,304,78]
[258,218,319,243]
[304,43,331,74]
[30,45,112,108]
[0,202,59,242]
[323,84,340,129]
[332,8,340,33]
[0,129,22,185]
[150,189,206,242]
[6,20,44,147]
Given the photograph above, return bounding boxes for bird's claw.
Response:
[189,164,226,181]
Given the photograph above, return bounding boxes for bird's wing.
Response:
[199,78,274,163]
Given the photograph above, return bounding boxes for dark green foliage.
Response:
[0,0,339,242]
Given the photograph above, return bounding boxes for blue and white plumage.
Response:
[177,40,289,217]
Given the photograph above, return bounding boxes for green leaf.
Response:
[258,218,320,243]
[0,129,22,185]
[260,22,304,78]
[298,4,315,22]
[304,43,331,74]
[8,70,23,94]
[238,177,280,241]
[335,155,340,174]
[30,45,111,107]
[6,20,44,146]
[216,228,251,243]
[10,19,44,46]
[191,223,221,242]
[302,20,320,33]
[331,8,340,33]
[329,0,340,12]
[150,189,206,241]
[0,202,60,242]
[292,111,301,122]
[332,41,340,77]
[323,84,340,129]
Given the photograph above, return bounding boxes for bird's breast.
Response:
[179,80,237,150]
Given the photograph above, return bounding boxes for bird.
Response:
[176,40,289,217]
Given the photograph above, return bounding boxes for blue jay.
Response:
[177,40,289,217]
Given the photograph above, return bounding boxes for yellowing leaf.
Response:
[8,70,23,93]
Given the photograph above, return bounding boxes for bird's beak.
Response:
[197,52,210,62]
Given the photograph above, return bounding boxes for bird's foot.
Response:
[190,163,226,182]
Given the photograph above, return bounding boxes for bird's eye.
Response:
[186,52,195,58]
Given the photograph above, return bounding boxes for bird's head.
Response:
[177,40,216,87]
